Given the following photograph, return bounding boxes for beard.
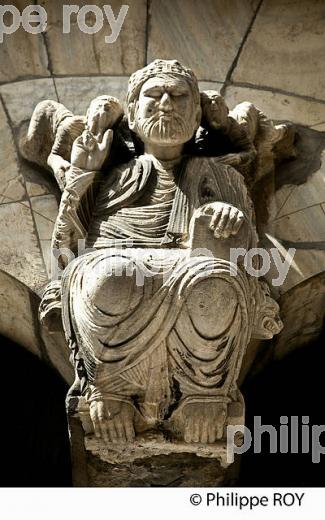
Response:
[135,112,194,145]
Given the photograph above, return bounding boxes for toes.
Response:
[115,417,126,442]
[184,418,193,443]
[192,419,200,443]
[207,424,216,444]
[200,423,209,444]
[107,420,118,443]
[124,420,135,442]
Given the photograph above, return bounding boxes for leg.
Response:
[169,277,239,443]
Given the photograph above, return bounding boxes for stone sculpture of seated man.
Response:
[43,59,282,445]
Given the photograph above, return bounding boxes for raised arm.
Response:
[52,127,114,267]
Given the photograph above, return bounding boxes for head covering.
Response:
[127,59,200,106]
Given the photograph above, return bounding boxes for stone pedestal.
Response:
[67,397,239,487]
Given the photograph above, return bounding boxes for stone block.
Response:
[0,78,57,127]
[263,204,325,294]
[54,76,129,115]
[148,0,259,81]
[0,103,26,203]
[68,402,238,487]
[199,81,224,94]
[30,194,58,240]
[39,0,146,75]
[0,270,41,358]
[232,0,325,101]
[276,169,325,218]
[0,201,48,291]
[273,185,296,217]
[30,194,58,278]
[224,85,325,128]
[84,436,229,486]
[274,273,325,358]
[0,0,49,83]
[41,329,74,385]
[22,159,59,199]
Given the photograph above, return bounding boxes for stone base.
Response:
[68,414,239,487]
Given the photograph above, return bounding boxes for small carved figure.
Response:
[20,95,128,190]
[196,90,295,187]
[197,90,257,182]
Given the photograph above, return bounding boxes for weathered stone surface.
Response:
[274,204,325,247]
[148,0,259,81]
[0,269,41,358]
[224,85,325,129]
[85,437,228,487]
[232,0,325,101]
[0,0,49,83]
[54,76,129,115]
[68,410,235,486]
[276,169,325,218]
[0,79,57,127]
[30,194,58,240]
[0,269,73,383]
[41,329,74,385]
[199,81,224,93]
[273,184,296,216]
[263,204,325,294]
[274,273,325,359]
[40,0,146,75]
[21,157,58,199]
[261,126,325,294]
[30,195,58,278]
[0,103,26,203]
[0,201,48,291]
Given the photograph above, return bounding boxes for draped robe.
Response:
[60,155,257,421]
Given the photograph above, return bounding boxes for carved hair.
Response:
[127,59,200,106]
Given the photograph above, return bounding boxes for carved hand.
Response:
[203,202,244,239]
[71,128,113,171]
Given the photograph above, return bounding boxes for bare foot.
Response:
[89,399,135,443]
[173,401,227,443]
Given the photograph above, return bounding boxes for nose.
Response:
[159,92,173,112]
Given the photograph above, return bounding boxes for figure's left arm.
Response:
[191,159,256,241]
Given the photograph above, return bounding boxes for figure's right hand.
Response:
[71,128,113,171]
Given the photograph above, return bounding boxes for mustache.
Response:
[138,112,190,140]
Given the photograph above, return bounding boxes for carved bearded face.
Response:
[129,74,201,146]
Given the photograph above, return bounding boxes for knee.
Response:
[186,278,238,338]
[84,255,144,315]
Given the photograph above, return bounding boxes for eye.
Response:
[171,90,188,98]
[144,89,161,99]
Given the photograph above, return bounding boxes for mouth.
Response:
[158,112,172,119]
